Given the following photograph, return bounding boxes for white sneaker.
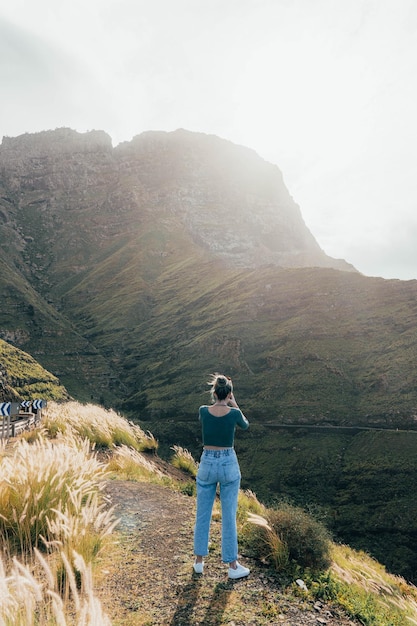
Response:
[193,561,204,574]
[228,562,250,579]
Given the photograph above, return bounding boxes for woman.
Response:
[193,373,250,579]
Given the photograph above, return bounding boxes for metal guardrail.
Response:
[0,414,11,439]
[0,400,46,440]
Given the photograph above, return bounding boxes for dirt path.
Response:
[95,479,359,626]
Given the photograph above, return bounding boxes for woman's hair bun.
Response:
[207,373,233,401]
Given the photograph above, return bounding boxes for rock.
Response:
[295,578,308,591]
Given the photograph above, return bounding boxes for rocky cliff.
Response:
[114,129,354,271]
[0,128,353,289]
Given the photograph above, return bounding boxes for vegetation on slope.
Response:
[237,425,417,583]
[1,401,417,625]
[0,339,69,401]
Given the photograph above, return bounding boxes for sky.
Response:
[1,0,416,281]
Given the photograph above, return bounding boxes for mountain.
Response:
[0,127,416,427]
[2,127,417,580]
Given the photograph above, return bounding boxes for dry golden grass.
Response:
[0,400,176,625]
[0,403,129,625]
[0,435,110,555]
[107,444,165,482]
[170,445,198,477]
[0,549,112,625]
[44,401,158,452]
[331,544,417,624]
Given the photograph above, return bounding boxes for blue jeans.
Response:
[193,448,241,563]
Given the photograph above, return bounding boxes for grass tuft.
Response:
[0,434,109,556]
[170,445,198,477]
[0,549,111,625]
[43,401,159,452]
[107,444,165,482]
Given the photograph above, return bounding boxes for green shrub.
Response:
[178,481,196,496]
[309,570,341,601]
[243,501,331,575]
[267,503,331,572]
[241,511,290,572]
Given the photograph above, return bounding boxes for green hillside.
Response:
[239,425,417,582]
[115,265,417,428]
[0,338,69,401]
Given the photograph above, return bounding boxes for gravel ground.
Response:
[94,480,359,626]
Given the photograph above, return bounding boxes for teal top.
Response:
[198,405,249,447]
